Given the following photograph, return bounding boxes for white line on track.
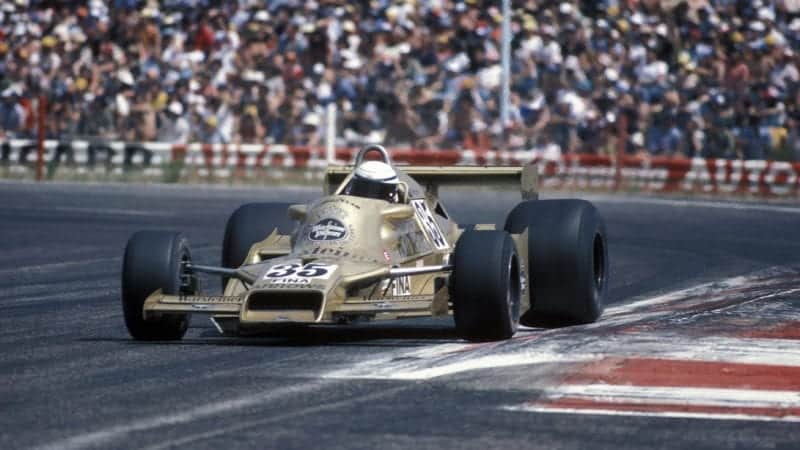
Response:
[323,266,800,380]
[595,288,800,330]
[323,348,591,381]
[140,384,411,450]
[590,335,800,367]
[322,333,800,381]
[599,273,760,316]
[34,380,336,450]
[544,384,800,408]
[500,406,800,423]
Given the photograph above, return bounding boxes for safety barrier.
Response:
[2,139,799,196]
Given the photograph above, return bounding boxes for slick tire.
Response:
[221,202,295,290]
[451,230,522,342]
[121,231,195,341]
[504,199,608,326]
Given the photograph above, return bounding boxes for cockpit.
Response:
[342,145,408,204]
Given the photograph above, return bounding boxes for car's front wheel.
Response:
[451,230,521,341]
[121,231,196,341]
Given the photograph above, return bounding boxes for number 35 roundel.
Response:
[264,263,337,280]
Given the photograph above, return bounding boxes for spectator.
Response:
[81,92,117,170]
[0,0,797,163]
[0,86,24,163]
[0,87,23,137]
[158,101,190,144]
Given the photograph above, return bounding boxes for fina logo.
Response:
[309,218,348,241]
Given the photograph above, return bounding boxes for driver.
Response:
[344,160,399,202]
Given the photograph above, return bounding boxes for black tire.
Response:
[221,202,295,290]
[504,199,608,326]
[121,231,195,341]
[451,230,521,341]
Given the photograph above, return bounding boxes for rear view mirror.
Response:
[382,204,414,221]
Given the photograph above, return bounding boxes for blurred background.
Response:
[1,0,800,171]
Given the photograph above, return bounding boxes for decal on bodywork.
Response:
[176,295,242,304]
[308,246,350,258]
[393,275,411,296]
[411,199,449,250]
[391,217,431,260]
[298,199,357,248]
[379,275,412,297]
[264,262,338,285]
[309,218,348,241]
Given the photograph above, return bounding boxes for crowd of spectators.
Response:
[2,0,800,163]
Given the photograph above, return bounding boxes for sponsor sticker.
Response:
[268,277,312,285]
[307,246,350,258]
[393,275,411,296]
[176,295,242,304]
[263,262,338,284]
[411,199,449,250]
[309,218,349,241]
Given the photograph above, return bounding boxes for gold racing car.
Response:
[121,145,608,342]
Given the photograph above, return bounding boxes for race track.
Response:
[2,180,800,450]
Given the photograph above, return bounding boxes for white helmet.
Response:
[348,160,399,201]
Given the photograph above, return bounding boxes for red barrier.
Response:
[3,139,800,197]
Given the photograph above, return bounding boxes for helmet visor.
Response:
[349,177,396,201]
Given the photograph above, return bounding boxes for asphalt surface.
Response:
[2,180,800,449]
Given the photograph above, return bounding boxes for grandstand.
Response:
[1,0,800,166]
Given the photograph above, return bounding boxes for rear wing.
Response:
[324,164,538,200]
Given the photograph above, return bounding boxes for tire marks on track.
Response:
[322,266,800,381]
[33,380,336,450]
[321,266,800,422]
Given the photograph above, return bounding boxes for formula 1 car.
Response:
[121,145,608,342]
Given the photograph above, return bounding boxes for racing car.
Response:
[121,145,608,342]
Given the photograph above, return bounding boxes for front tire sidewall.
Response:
[452,230,521,341]
[121,231,193,341]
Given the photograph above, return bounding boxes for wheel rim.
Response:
[179,251,196,295]
[507,255,521,323]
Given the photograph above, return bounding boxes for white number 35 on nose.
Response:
[264,263,338,280]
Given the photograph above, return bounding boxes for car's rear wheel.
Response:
[504,199,608,326]
[221,202,295,290]
[451,230,521,341]
[121,231,196,341]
